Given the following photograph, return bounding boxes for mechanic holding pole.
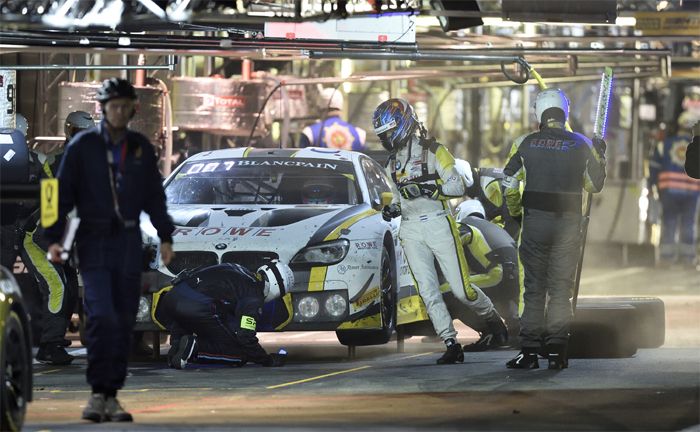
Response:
[374,98,507,365]
[22,111,94,365]
[152,262,292,369]
[46,78,175,423]
[503,88,606,370]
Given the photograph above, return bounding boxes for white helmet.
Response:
[15,113,28,137]
[455,199,485,223]
[65,111,95,139]
[677,111,697,130]
[534,88,569,122]
[321,87,344,111]
[453,158,474,188]
[257,261,294,303]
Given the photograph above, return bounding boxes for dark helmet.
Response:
[64,110,95,139]
[372,98,419,153]
[96,78,137,104]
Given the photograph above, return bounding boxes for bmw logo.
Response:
[395,160,402,170]
[215,243,228,250]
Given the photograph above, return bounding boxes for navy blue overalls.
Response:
[45,121,174,394]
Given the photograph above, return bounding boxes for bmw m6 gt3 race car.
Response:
[139,147,429,346]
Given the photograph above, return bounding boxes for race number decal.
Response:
[240,315,257,331]
[40,178,59,228]
[0,70,16,128]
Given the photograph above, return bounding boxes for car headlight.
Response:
[291,239,350,266]
[297,296,320,319]
[136,296,152,323]
[325,294,347,318]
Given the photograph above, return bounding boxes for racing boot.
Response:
[546,344,569,370]
[506,347,539,369]
[169,334,198,370]
[436,338,464,364]
[82,393,106,423]
[36,343,75,365]
[105,396,133,422]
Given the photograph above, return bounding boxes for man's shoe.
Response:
[81,394,106,423]
[463,333,502,352]
[436,341,464,364]
[36,344,75,365]
[546,344,569,370]
[169,335,198,370]
[506,350,539,369]
[105,397,133,422]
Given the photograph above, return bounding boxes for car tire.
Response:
[336,247,397,346]
[1,311,30,432]
[595,296,665,349]
[569,300,638,358]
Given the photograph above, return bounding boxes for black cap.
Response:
[96,78,137,104]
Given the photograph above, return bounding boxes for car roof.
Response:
[186,147,362,164]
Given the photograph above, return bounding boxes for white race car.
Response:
[139,147,429,346]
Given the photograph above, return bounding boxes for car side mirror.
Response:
[381,192,393,207]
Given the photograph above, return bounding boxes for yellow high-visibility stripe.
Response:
[447,216,476,301]
[42,161,54,179]
[308,209,377,292]
[151,285,174,330]
[23,231,64,313]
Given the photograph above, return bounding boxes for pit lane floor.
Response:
[25,265,700,431]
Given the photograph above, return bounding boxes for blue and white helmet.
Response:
[373,98,419,153]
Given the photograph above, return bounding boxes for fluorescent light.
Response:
[615,17,637,26]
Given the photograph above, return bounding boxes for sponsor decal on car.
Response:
[353,286,380,308]
[172,227,278,237]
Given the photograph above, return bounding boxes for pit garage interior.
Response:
[0,0,699,431]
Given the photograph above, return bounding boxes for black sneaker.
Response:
[36,344,75,365]
[546,344,569,370]
[436,341,464,364]
[463,333,502,352]
[168,335,198,370]
[506,350,539,369]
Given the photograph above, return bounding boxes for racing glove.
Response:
[382,203,401,221]
[399,182,440,200]
[263,352,287,367]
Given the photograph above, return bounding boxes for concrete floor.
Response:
[25,265,700,431]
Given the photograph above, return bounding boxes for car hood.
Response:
[142,203,374,262]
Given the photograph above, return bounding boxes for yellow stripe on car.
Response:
[274,293,294,330]
[242,147,253,157]
[337,312,381,329]
[307,209,377,292]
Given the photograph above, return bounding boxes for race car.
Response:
[139,147,429,346]
[0,266,33,432]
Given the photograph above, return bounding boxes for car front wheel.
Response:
[1,311,30,432]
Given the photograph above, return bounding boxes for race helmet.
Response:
[373,98,419,153]
[455,199,485,223]
[534,88,570,123]
[257,261,295,303]
[677,111,697,131]
[321,87,344,111]
[15,113,28,137]
[453,158,474,188]
[301,181,334,204]
[64,111,95,140]
[96,77,137,104]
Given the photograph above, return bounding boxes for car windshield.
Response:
[166,157,361,205]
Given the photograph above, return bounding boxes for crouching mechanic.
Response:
[374,98,507,364]
[152,262,294,369]
[449,199,519,351]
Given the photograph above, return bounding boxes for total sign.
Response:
[0,70,16,129]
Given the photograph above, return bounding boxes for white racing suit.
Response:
[388,136,497,341]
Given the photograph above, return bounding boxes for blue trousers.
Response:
[659,192,700,263]
[77,230,142,392]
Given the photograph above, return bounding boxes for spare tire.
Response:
[570,301,638,358]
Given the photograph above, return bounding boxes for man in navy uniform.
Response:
[46,78,174,423]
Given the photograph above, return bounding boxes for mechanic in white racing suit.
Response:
[373,98,507,364]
